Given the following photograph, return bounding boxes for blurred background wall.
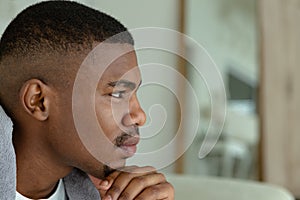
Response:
[1,0,300,197]
[183,0,259,179]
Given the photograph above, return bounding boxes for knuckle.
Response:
[131,167,142,173]
[149,186,160,196]
[109,185,121,194]
[127,165,138,172]
[157,172,166,180]
[119,171,133,179]
[168,182,175,193]
[133,175,146,186]
[165,182,175,198]
[136,186,160,200]
[119,191,131,200]
[130,166,157,174]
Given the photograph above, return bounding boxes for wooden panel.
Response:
[259,0,300,196]
[175,0,187,174]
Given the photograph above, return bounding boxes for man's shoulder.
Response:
[63,168,100,200]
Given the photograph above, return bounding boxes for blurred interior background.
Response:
[1,0,299,198]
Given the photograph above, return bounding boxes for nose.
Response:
[122,94,146,127]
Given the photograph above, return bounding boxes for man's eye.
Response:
[110,91,125,98]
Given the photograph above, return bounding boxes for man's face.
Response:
[94,45,146,172]
[52,44,146,178]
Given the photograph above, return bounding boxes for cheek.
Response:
[95,103,123,139]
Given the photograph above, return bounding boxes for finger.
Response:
[88,174,110,190]
[91,170,121,199]
[106,165,156,188]
[88,174,110,198]
[135,182,175,200]
[118,173,167,200]
[104,165,139,187]
[93,166,141,199]
[122,165,157,174]
[98,166,139,199]
[105,170,121,188]
[105,166,157,200]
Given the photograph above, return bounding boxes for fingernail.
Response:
[100,180,108,186]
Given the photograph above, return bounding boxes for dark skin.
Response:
[13,43,174,199]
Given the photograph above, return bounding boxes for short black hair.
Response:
[0,1,133,59]
[0,1,134,119]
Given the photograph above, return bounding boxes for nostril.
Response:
[128,108,146,127]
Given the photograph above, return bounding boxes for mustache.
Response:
[115,128,140,147]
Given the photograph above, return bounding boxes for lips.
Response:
[118,136,140,157]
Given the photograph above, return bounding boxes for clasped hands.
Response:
[89,166,174,200]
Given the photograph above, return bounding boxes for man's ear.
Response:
[20,79,51,121]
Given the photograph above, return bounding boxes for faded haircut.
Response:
[0,1,133,119]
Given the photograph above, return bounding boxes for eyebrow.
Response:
[107,80,141,90]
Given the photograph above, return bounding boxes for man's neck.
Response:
[13,128,72,199]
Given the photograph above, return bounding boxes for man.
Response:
[0,1,174,199]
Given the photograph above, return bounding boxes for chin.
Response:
[108,158,126,170]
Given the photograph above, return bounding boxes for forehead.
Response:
[94,44,140,85]
[70,43,140,94]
